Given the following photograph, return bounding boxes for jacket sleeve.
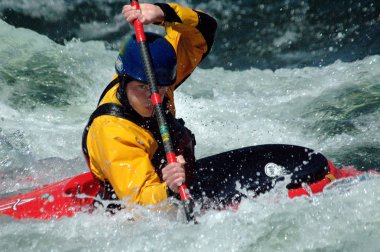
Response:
[156,2,217,88]
[87,115,168,205]
[154,3,217,113]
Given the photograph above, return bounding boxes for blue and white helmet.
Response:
[115,32,177,86]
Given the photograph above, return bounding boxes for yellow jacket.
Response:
[85,3,217,205]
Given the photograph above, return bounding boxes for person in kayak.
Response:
[82,2,217,208]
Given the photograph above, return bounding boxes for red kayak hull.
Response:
[288,160,365,198]
[0,172,100,220]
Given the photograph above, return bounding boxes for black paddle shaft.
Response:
[130,0,196,223]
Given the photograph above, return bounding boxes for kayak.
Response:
[0,172,101,220]
[0,144,367,220]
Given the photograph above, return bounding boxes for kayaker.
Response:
[82,2,217,208]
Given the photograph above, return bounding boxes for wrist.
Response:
[152,3,165,24]
[154,3,181,24]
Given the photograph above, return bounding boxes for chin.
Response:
[141,110,153,118]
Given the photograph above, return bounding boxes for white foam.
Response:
[1,19,380,251]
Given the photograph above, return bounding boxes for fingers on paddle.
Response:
[122,5,143,24]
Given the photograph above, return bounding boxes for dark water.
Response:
[1,2,380,250]
[1,0,379,70]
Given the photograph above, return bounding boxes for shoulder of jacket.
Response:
[89,115,157,154]
[91,115,154,141]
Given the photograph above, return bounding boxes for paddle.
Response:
[129,0,196,223]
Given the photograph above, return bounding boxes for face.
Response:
[126,81,168,117]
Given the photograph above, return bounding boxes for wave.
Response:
[1,0,379,70]
[0,19,379,176]
[0,17,379,251]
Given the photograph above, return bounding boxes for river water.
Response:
[0,0,380,251]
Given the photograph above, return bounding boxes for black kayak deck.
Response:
[190,144,329,205]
